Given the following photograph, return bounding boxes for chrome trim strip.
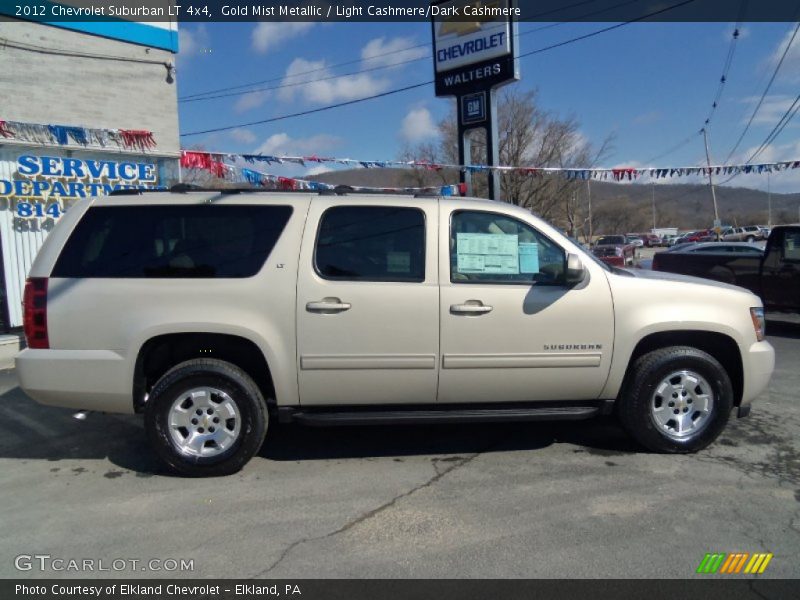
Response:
[301,354,437,370]
[442,353,602,369]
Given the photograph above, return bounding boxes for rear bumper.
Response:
[739,340,775,409]
[15,348,134,414]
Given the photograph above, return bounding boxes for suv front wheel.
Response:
[145,359,268,476]
[618,346,733,453]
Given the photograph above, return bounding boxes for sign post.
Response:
[431,0,519,200]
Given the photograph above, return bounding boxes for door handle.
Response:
[450,302,493,315]
[306,298,352,313]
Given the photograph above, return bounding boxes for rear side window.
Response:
[315,206,425,282]
[52,205,292,278]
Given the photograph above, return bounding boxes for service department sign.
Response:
[431,0,519,97]
[0,154,164,233]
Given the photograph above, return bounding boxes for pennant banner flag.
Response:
[0,119,156,151]
[181,150,800,192]
[181,151,464,196]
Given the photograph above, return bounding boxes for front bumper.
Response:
[739,340,775,410]
[15,348,134,414]
[597,256,625,267]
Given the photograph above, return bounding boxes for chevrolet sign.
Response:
[431,0,518,97]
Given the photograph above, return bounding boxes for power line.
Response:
[718,91,800,185]
[181,82,432,137]
[178,0,620,102]
[179,0,647,103]
[746,93,800,163]
[180,55,426,104]
[703,0,748,128]
[179,42,429,101]
[517,0,696,60]
[643,133,701,165]
[644,5,745,165]
[722,20,800,163]
[182,1,647,105]
[181,0,695,137]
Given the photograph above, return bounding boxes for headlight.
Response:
[750,307,766,342]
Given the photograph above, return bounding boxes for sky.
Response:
[175,20,800,192]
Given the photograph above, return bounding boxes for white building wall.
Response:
[0,20,181,329]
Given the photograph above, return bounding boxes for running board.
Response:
[278,405,601,427]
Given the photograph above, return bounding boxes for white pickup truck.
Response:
[16,190,775,476]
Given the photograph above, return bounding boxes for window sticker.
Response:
[387,251,411,273]
[456,233,519,274]
[518,243,540,273]
[785,234,800,261]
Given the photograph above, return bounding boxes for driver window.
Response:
[450,211,565,285]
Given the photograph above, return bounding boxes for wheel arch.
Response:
[133,332,276,414]
[620,330,743,406]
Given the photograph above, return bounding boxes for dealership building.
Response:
[0,16,180,331]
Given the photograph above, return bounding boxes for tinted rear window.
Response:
[52,205,292,278]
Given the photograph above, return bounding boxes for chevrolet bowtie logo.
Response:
[438,1,501,37]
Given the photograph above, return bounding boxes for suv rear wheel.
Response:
[618,346,733,453]
[144,359,268,476]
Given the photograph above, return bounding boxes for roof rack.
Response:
[108,184,437,197]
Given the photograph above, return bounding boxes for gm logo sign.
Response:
[461,92,487,125]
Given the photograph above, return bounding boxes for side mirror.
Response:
[565,253,585,285]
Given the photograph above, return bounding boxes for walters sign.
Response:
[431,0,519,97]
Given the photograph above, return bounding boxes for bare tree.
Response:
[398,141,451,188]
[402,88,614,232]
[593,196,650,234]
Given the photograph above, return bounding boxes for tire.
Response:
[145,359,268,477]
[618,346,733,453]
[746,236,755,243]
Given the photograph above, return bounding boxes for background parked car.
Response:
[668,242,765,255]
[680,229,717,243]
[721,226,765,243]
[639,233,661,247]
[660,234,678,246]
[720,227,739,241]
[651,226,799,313]
[672,231,696,245]
[625,235,644,248]
[592,235,635,266]
[740,225,766,242]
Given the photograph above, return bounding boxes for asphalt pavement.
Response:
[0,321,798,579]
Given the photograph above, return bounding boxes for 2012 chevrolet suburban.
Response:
[16,190,775,476]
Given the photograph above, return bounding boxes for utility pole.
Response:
[701,128,720,233]
[767,170,772,227]
[651,182,656,231]
[587,179,593,243]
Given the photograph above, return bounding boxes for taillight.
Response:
[23,277,49,349]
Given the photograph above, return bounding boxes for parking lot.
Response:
[0,320,798,579]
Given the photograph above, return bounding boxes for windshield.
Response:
[596,235,624,245]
